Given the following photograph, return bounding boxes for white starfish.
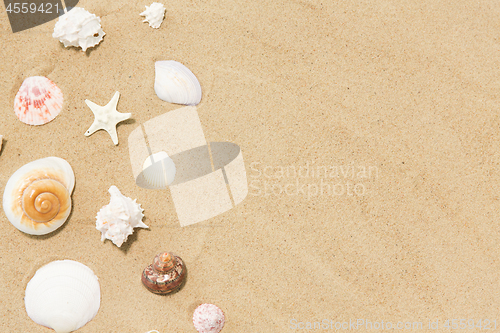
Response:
[84,91,131,145]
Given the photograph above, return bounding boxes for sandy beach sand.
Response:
[1,0,500,332]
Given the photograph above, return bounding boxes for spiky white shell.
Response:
[14,76,63,126]
[140,2,166,29]
[142,151,176,188]
[2,157,75,235]
[52,7,105,52]
[154,61,202,106]
[96,186,147,247]
[193,304,225,333]
[25,260,100,333]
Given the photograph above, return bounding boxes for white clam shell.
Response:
[154,60,202,106]
[2,157,75,235]
[140,2,166,29]
[96,186,147,247]
[142,151,176,188]
[14,76,64,126]
[25,260,100,333]
[52,7,105,52]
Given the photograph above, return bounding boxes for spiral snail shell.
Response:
[2,157,75,235]
[142,252,187,295]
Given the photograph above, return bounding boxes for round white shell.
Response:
[193,303,225,333]
[142,151,176,188]
[96,185,147,247]
[140,2,166,29]
[52,7,105,52]
[154,60,202,106]
[2,157,75,235]
[25,260,100,333]
[14,76,64,126]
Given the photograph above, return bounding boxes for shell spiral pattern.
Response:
[2,157,75,235]
[142,252,187,295]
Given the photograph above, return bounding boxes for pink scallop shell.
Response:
[193,303,225,333]
[14,76,63,125]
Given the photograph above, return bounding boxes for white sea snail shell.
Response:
[25,260,100,333]
[95,185,147,247]
[140,2,166,29]
[52,7,105,52]
[2,157,75,235]
[154,60,202,106]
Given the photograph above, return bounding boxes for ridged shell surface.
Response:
[193,304,225,333]
[14,76,63,126]
[2,157,75,235]
[52,7,105,52]
[154,61,202,106]
[142,151,176,188]
[25,260,100,333]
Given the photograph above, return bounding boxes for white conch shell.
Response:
[2,157,75,235]
[14,76,64,126]
[140,2,166,29]
[52,7,105,52]
[142,151,176,188]
[96,186,147,247]
[25,260,100,333]
[154,61,202,106]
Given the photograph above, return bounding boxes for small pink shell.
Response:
[193,303,225,333]
[14,76,63,125]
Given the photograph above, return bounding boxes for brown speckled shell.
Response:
[141,252,186,295]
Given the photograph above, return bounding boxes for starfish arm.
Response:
[85,121,104,137]
[107,125,119,145]
[108,91,120,108]
[116,112,132,123]
[85,99,102,114]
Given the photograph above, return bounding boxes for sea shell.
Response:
[142,151,176,188]
[2,157,75,235]
[154,61,202,106]
[52,7,105,52]
[0,135,3,152]
[193,304,225,333]
[95,185,147,247]
[14,76,63,126]
[142,252,186,295]
[140,2,166,29]
[25,260,100,333]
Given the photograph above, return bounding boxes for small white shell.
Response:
[96,186,147,247]
[154,61,202,106]
[142,151,176,188]
[14,76,63,125]
[25,260,100,333]
[52,7,105,52]
[140,2,166,29]
[193,304,225,333]
[2,157,75,235]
